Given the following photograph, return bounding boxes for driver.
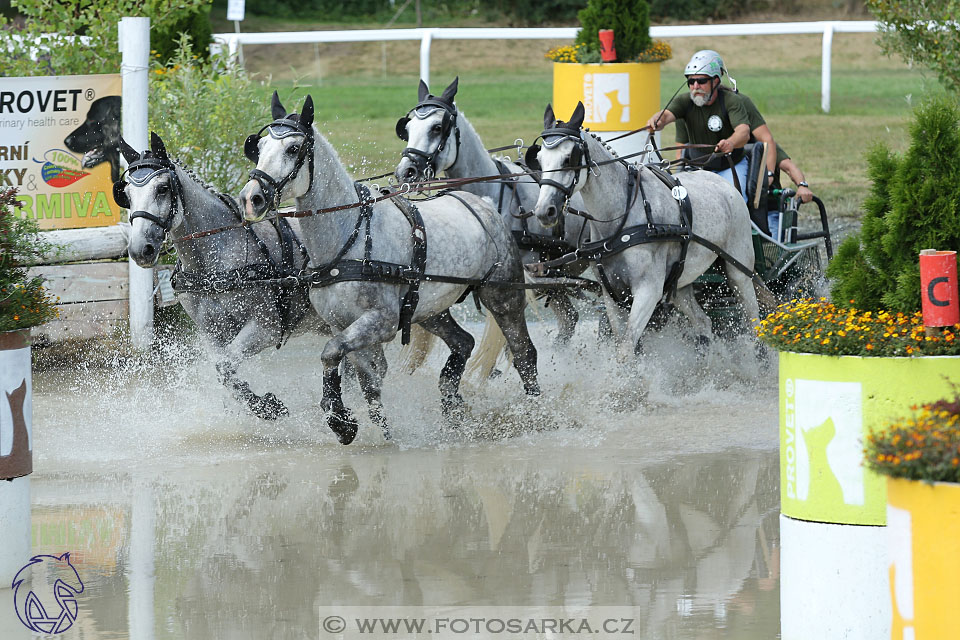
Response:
[645,49,756,200]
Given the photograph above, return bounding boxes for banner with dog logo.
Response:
[0,74,122,230]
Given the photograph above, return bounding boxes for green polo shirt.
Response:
[667,87,752,164]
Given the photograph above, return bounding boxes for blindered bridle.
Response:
[113,151,184,233]
[523,122,593,204]
[243,115,315,211]
[395,98,461,181]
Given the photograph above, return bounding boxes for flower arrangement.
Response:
[0,188,59,332]
[546,40,672,64]
[756,298,960,357]
[865,394,960,482]
[546,0,671,64]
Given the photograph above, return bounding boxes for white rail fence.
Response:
[211,21,879,114]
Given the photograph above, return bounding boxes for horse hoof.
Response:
[441,394,467,423]
[328,409,359,445]
[251,393,289,420]
[525,383,541,397]
[488,368,503,380]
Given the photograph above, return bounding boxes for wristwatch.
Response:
[798,181,809,188]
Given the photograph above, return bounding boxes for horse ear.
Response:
[543,104,556,129]
[271,90,286,120]
[569,102,585,130]
[301,95,314,128]
[439,76,458,104]
[150,131,168,160]
[119,136,139,164]
[418,79,430,102]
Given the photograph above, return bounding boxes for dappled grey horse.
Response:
[528,103,761,361]
[394,77,594,345]
[239,93,540,445]
[119,133,384,420]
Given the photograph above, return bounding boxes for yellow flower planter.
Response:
[779,351,960,525]
[887,477,960,638]
[552,62,660,132]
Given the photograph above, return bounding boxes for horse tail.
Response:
[397,325,437,374]
[753,280,778,318]
[465,310,508,382]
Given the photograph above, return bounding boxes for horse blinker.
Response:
[244,134,261,163]
[395,117,410,141]
[113,180,130,209]
[524,144,541,172]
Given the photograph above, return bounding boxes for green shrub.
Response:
[826,97,960,312]
[0,0,212,77]
[574,0,651,62]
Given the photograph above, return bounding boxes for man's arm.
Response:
[751,124,778,177]
[646,109,676,132]
[779,157,814,203]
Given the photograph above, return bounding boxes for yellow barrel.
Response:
[552,62,660,132]
[887,477,960,638]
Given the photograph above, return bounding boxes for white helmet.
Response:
[684,50,736,90]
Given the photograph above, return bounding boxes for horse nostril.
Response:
[402,167,417,182]
[251,193,264,210]
[142,243,155,258]
[545,205,557,220]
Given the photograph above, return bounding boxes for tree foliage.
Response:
[827,97,960,311]
[574,0,651,62]
[0,0,212,77]
[867,0,960,91]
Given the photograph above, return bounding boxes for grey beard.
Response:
[692,93,708,107]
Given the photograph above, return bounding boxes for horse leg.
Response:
[321,310,397,445]
[419,310,475,419]
[548,293,579,346]
[723,264,762,330]
[478,288,540,396]
[216,319,288,419]
[673,286,713,357]
[346,347,391,441]
[625,279,666,362]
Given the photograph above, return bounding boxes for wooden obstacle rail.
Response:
[26,224,173,343]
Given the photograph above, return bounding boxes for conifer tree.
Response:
[574,0,652,62]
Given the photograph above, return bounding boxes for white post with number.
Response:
[119,17,154,349]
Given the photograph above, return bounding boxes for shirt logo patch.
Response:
[707,115,723,132]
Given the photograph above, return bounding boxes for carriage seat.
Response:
[742,141,771,235]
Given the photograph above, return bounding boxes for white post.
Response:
[120,17,154,349]
[127,484,156,640]
[419,29,433,87]
[821,22,834,114]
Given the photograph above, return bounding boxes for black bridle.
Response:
[113,152,184,233]
[395,98,461,181]
[522,123,592,203]
[244,116,315,211]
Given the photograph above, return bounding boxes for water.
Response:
[13,315,781,639]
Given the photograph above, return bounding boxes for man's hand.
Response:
[715,138,735,155]
[797,185,814,203]
[646,109,675,132]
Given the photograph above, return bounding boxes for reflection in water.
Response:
[20,322,780,639]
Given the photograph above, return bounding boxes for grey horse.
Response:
[394,77,593,345]
[528,103,761,361]
[120,133,384,421]
[239,93,540,445]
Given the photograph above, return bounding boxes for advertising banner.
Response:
[0,74,123,230]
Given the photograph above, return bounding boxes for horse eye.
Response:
[287,144,300,156]
[431,124,442,134]
[156,184,170,195]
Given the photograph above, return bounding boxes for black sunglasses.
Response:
[686,76,714,86]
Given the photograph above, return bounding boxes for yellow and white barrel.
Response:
[1,330,33,589]
[778,351,960,640]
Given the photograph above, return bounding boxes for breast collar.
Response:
[396,99,461,180]
[244,116,316,212]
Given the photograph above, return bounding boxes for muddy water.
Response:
[13,317,781,639]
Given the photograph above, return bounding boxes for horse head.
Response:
[115,132,184,267]
[529,102,589,228]
[394,77,460,184]
[240,91,316,222]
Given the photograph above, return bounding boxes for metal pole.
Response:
[821,22,834,113]
[120,17,154,349]
[419,29,433,87]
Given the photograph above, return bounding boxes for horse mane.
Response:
[169,156,234,202]
[585,130,619,159]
